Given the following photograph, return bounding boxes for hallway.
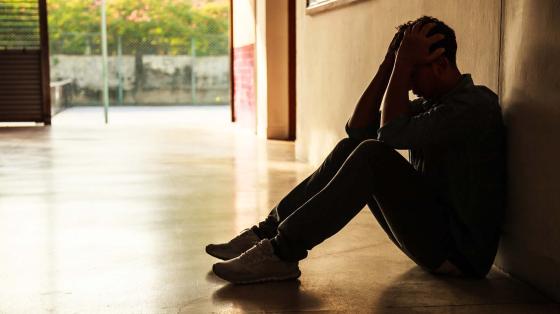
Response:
[0,106,557,313]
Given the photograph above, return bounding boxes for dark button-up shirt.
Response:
[345,74,506,277]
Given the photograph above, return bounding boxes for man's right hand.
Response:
[395,23,445,68]
[382,31,403,68]
[348,29,402,130]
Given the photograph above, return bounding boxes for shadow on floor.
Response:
[208,271,325,311]
[375,266,553,313]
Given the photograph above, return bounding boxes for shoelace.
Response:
[230,228,259,245]
[236,240,268,263]
[227,229,247,244]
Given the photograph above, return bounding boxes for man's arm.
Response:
[347,32,401,131]
[347,60,393,129]
[380,61,413,127]
[381,22,445,127]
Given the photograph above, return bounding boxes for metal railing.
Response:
[49,34,230,107]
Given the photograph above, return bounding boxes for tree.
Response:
[47,0,229,56]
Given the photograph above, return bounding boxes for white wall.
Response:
[255,0,291,140]
[232,0,255,48]
[495,0,560,301]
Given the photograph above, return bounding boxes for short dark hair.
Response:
[394,16,457,66]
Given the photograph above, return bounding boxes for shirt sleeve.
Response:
[344,110,381,141]
[377,97,480,149]
[408,97,426,116]
[344,118,378,141]
[345,99,424,141]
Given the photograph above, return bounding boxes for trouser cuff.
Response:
[271,232,308,262]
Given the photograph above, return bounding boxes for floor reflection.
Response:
[0,106,556,313]
[211,276,325,312]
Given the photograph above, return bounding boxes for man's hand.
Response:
[395,22,445,67]
[380,22,444,127]
[382,31,403,68]
[347,31,402,131]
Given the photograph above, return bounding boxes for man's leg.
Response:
[206,137,394,262]
[272,139,452,271]
[252,137,363,239]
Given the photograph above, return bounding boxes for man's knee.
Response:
[332,137,361,155]
[349,139,403,167]
[331,138,394,166]
[336,137,360,147]
[354,139,392,155]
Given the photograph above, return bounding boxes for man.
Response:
[206,16,506,284]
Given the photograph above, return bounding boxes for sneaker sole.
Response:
[212,264,301,284]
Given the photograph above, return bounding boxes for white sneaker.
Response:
[205,228,261,260]
[212,239,301,284]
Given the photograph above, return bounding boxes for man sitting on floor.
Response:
[206,16,506,284]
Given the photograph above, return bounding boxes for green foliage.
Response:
[0,0,41,49]
[47,0,229,56]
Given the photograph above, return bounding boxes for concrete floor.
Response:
[0,106,558,313]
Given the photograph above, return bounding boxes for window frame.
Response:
[306,0,368,15]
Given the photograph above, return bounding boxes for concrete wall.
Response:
[495,0,560,301]
[50,55,229,105]
[295,0,501,165]
[255,0,291,140]
[265,0,290,140]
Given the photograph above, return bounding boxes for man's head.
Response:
[394,16,461,99]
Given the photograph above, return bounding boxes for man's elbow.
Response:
[376,130,392,145]
[376,125,394,142]
[376,128,411,150]
[345,120,378,141]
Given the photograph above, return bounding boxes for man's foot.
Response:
[212,239,301,284]
[205,228,261,260]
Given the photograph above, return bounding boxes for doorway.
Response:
[230,0,296,140]
[46,0,231,123]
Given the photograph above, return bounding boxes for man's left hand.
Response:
[396,22,446,67]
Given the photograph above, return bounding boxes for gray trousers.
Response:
[254,137,476,275]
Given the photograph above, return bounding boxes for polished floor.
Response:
[0,106,558,313]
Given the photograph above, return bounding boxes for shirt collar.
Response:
[433,73,473,103]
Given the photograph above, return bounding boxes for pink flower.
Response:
[126,9,151,22]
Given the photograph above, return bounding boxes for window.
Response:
[306,0,367,15]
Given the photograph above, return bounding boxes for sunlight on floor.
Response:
[0,106,556,313]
